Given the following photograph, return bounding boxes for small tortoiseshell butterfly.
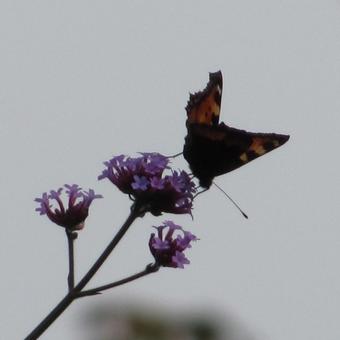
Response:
[183,71,289,189]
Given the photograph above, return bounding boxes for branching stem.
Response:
[25,203,143,340]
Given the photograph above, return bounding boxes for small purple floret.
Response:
[149,221,198,269]
[150,177,165,190]
[172,251,190,269]
[131,175,149,191]
[35,184,102,230]
[98,153,196,216]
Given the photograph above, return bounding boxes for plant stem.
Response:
[66,230,76,291]
[77,263,159,297]
[25,204,141,340]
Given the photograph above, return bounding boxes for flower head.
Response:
[98,153,196,216]
[149,221,198,268]
[35,184,102,230]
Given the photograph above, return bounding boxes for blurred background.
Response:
[0,1,339,339]
[80,299,256,340]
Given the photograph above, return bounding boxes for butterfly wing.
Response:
[186,71,223,126]
[184,123,289,188]
[183,71,290,188]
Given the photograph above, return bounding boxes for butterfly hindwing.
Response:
[183,71,290,188]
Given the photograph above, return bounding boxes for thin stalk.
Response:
[25,204,142,340]
[66,230,76,291]
[78,263,159,297]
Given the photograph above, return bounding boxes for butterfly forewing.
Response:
[185,71,223,126]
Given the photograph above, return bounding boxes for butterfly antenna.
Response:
[213,182,248,219]
[166,152,183,158]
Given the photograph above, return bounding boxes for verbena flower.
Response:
[98,153,196,216]
[149,221,198,268]
[35,184,102,230]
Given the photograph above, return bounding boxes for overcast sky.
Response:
[1,1,340,339]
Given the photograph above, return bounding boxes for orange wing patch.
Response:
[249,137,267,155]
[239,135,288,163]
[186,71,223,126]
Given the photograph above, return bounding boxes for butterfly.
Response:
[183,71,290,189]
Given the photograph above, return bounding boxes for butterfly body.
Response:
[183,71,289,188]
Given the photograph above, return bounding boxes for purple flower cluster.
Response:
[98,153,196,216]
[149,221,198,268]
[35,184,102,230]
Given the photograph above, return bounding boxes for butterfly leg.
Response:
[193,187,208,198]
[166,152,183,158]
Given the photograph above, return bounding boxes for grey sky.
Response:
[1,1,339,339]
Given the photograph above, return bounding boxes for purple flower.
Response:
[98,153,196,216]
[149,221,198,268]
[150,177,165,190]
[131,175,149,191]
[35,184,102,230]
